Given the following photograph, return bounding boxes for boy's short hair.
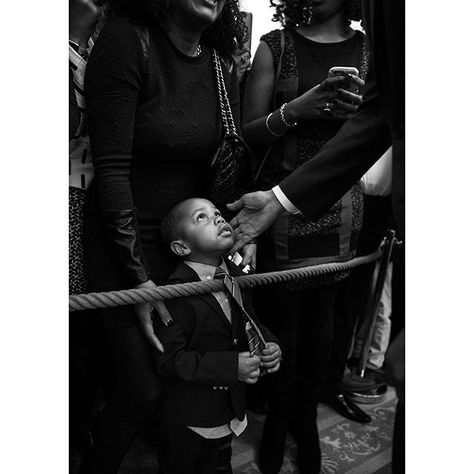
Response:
[160,199,194,250]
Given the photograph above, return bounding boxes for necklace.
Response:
[195,43,202,56]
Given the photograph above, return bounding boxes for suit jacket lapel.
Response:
[168,261,232,329]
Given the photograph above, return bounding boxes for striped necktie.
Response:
[214,267,265,356]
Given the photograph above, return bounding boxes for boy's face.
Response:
[175,198,235,259]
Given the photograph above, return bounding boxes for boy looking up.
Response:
[154,198,281,474]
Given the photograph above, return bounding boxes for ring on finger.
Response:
[240,55,247,63]
[323,101,333,113]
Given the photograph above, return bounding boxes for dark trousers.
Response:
[70,309,112,448]
[325,195,392,394]
[255,283,339,470]
[392,400,405,474]
[80,310,161,474]
[257,283,339,409]
[157,422,232,474]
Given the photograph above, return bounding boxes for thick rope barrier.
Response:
[69,249,382,312]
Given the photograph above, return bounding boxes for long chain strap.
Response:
[212,50,237,136]
[359,34,370,81]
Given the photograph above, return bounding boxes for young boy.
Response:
[153,197,281,474]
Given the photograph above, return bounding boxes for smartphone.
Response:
[328,66,359,92]
[227,252,254,274]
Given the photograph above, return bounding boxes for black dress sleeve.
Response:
[85,20,150,286]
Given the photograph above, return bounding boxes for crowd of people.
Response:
[69,1,405,473]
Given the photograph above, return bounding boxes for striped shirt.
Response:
[69,40,94,190]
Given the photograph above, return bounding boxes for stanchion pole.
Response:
[357,229,397,377]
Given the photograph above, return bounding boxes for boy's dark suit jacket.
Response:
[153,260,277,428]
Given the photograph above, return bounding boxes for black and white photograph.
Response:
[3,1,474,473]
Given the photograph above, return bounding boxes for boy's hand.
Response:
[238,352,261,384]
[260,343,282,373]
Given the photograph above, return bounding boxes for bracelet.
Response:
[265,113,285,137]
[279,103,298,128]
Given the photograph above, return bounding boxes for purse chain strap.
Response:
[212,50,237,137]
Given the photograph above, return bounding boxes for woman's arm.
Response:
[241,41,280,149]
[85,20,172,351]
[242,39,363,150]
[85,20,149,287]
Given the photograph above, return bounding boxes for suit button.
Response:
[233,338,238,346]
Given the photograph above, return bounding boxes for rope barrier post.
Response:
[357,229,397,378]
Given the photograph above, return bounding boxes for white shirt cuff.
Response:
[272,186,300,215]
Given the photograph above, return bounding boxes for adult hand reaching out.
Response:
[134,279,174,353]
[227,190,285,253]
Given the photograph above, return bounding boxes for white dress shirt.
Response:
[272,185,300,214]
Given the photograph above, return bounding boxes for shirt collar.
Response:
[184,259,228,282]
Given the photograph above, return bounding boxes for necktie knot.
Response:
[214,267,227,280]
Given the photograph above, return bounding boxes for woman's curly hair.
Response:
[107,0,248,58]
[269,0,362,30]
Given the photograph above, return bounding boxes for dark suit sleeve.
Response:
[154,302,239,387]
[279,64,392,219]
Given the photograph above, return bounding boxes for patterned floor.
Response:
[70,389,397,474]
[231,388,396,474]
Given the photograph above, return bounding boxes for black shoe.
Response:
[323,393,372,423]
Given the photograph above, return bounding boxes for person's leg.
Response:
[322,275,373,423]
[215,434,233,474]
[70,309,104,450]
[365,262,393,369]
[324,274,364,395]
[80,311,161,474]
[157,423,203,474]
[291,283,339,474]
[391,400,405,474]
[256,287,300,474]
[196,435,232,474]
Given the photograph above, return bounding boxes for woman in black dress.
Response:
[81,1,249,472]
[241,0,367,472]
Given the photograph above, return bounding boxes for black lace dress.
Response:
[256,28,368,289]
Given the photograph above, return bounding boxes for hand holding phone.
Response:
[328,66,360,93]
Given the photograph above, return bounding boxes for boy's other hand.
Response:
[238,352,261,384]
[260,343,282,373]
